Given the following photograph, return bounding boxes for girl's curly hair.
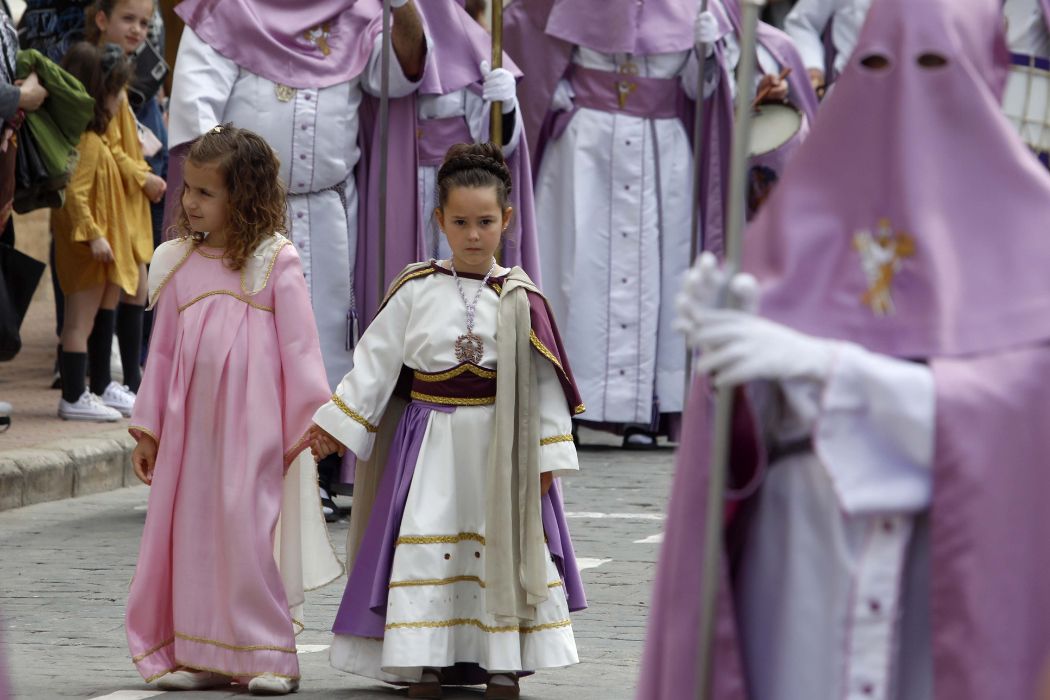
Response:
[174,124,287,271]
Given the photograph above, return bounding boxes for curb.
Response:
[0,428,136,512]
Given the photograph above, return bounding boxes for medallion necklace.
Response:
[450,257,497,365]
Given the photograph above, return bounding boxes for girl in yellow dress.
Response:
[51,43,138,421]
[87,0,167,405]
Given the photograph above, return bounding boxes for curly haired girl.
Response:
[124,124,341,695]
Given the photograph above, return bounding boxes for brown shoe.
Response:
[406,670,443,699]
[484,674,520,699]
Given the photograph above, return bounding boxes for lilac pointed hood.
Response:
[415,0,521,96]
[543,0,701,55]
[175,0,381,89]
[742,0,1050,358]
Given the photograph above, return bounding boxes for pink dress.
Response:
[125,239,333,683]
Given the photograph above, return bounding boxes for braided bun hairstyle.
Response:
[436,142,513,210]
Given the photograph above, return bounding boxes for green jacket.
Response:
[15,48,95,183]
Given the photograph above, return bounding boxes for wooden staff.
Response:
[489,0,505,145]
[694,2,766,699]
[377,0,393,304]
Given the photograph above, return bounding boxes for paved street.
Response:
[0,432,676,700]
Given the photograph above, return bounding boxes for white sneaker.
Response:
[110,336,124,384]
[58,391,121,422]
[100,382,136,417]
[154,669,232,690]
[248,673,299,695]
[0,401,10,432]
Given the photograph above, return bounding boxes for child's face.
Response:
[435,186,512,272]
[96,0,153,54]
[182,160,230,237]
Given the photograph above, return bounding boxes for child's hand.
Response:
[143,173,167,203]
[541,472,553,496]
[309,424,346,462]
[132,435,159,485]
[88,237,114,263]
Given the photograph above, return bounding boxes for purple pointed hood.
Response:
[742,0,1050,358]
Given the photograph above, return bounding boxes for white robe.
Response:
[417,89,522,260]
[313,267,579,682]
[783,0,873,76]
[534,47,704,425]
[168,28,423,387]
[736,344,936,700]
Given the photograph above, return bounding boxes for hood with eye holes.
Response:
[740,0,1050,359]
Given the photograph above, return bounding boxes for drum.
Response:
[128,39,169,110]
[1002,52,1050,156]
[748,103,803,158]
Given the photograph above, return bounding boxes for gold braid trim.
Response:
[330,394,378,433]
[175,631,296,654]
[413,363,497,382]
[385,618,572,634]
[128,424,159,443]
[530,330,585,415]
[377,266,437,313]
[241,237,290,296]
[540,434,573,446]
[147,240,196,310]
[177,290,274,313]
[389,576,564,590]
[176,659,300,680]
[390,575,486,589]
[395,532,486,546]
[132,637,174,663]
[409,391,496,406]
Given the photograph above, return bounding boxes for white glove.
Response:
[390,0,409,8]
[695,10,722,45]
[692,310,839,388]
[481,60,518,113]
[675,251,759,345]
[551,78,575,112]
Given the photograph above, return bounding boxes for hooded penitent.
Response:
[638,0,1050,697]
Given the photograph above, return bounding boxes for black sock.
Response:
[87,308,116,396]
[116,302,144,392]
[60,350,87,404]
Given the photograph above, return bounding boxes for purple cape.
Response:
[174,0,381,89]
[544,0,700,56]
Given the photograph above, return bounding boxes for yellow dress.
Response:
[105,91,154,265]
[51,131,140,296]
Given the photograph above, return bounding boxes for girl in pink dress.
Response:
[125,124,341,695]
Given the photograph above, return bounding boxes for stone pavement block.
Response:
[0,459,24,510]
[3,448,74,507]
[48,431,135,497]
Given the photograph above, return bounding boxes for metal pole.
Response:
[695,2,766,699]
[377,0,393,304]
[685,0,711,389]
[489,0,505,145]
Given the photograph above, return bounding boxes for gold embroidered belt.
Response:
[409,363,497,407]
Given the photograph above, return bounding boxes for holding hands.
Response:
[675,252,838,388]
[309,424,346,462]
[481,60,517,114]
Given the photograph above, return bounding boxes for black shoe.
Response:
[622,427,658,450]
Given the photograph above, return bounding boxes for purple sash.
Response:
[417,115,473,168]
[569,65,680,119]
